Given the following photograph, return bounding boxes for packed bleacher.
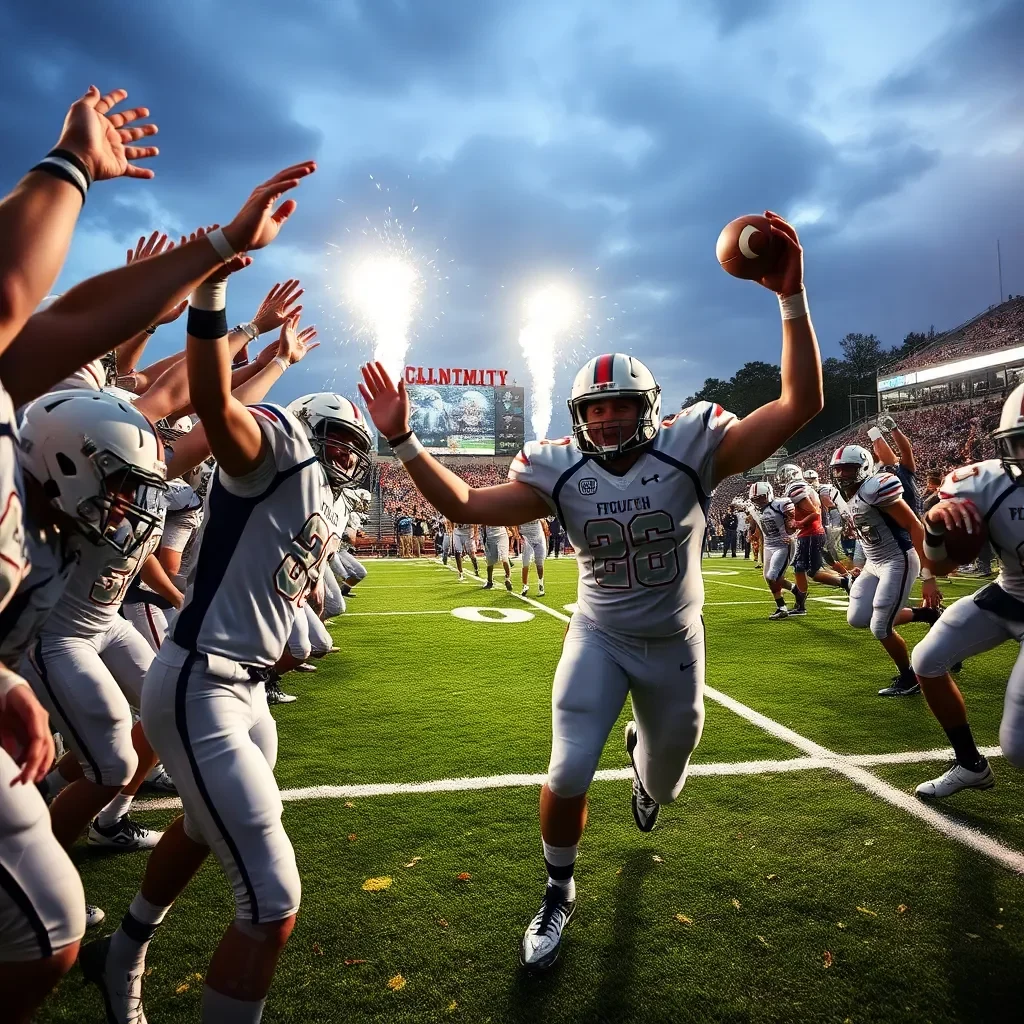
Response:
[882,296,1024,375]
[379,457,512,519]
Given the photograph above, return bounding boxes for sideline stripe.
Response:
[133,746,1003,813]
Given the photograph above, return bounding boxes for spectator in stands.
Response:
[412,517,425,557]
[548,515,563,558]
[396,511,414,557]
[921,471,942,514]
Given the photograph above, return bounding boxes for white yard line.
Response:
[133,746,1004,813]
[436,560,1024,874]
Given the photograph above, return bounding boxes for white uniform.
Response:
[22,517,163,787]
[483,524,510,566]
[0,385,29,615]
[846,473,918,639]
[912,461,1024,766]
[818,482,847,561]
[519,519,546,569]
[143,404,330,923]
[0,385,84,965]
[508,402,735,802]
[331,493,366,585]
[758,498,795,582]
[452,523,475,556]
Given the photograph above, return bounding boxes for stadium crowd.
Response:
[883,296,1024,375]
[379,458,510,519]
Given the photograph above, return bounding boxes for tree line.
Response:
[682,328,936,452]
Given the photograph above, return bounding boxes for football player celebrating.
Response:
[910,383,1024,796]
[451,521,479,581]
[776,464,850,614]
[359,211,822,971]
[831,445,941,696]
[804,468,852,574]
[748,482,798,619]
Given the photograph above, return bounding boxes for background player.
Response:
[451,521,479,581]
[482,523,513,590]
[748,482,798,619]
[519,518,547,596]
[831,445,940,696]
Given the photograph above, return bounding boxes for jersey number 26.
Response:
[584,511,679,589]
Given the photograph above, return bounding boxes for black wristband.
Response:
[387,429,414,447]
[186,305,229,340]
[30,159,87,204]
[48,148,93,187]
[145,326,157,336]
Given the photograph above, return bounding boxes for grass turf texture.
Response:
[41,558,1023,1023]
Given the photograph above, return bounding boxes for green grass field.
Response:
[43,556,1024,1024]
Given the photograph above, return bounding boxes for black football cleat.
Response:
[624,721,660,832]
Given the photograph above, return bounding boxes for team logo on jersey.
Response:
[578,477,598,496]
[641,474,660,486]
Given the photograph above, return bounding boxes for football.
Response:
[715,214,781,280]
[939,502,987,566]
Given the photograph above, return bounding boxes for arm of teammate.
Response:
[139,554,184,610]
[0,162,313,407]
[167,318,317,480]
[0,87,158,355]
[710,213,823,484]
[870,433,899,468]
[0,666,55,786]
[882,497,941,607]
[358,362,551,525]
[891,427,916,474]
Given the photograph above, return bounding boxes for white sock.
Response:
[202,985,267,1023]
[96,792,134,827]
[111,893,171,971]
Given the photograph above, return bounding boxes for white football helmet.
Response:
[830,444,874,496]
[993,381,1024,478]
[748,481,774,508]
[803,469,820,486]
[568,353,661,457]
[19,389,166,556]
[288,393,373,488]
[775,463,804,487]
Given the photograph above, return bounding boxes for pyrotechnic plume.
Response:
[346,255,422,382]
[519,284,578,439]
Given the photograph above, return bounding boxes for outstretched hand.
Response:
[222,163,316,254]
[55,86,159,181]
[253,279,304,335]
[277,312,319,366]
[359,361,410,440]
[755,210,804,298]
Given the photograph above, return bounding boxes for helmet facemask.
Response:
[569,390,659,458]
[994,428,1024,480]
[72,450,167,557]
[313,420,372,488]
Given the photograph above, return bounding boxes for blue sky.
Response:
[4,0,1021,436]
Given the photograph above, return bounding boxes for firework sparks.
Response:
[346,255,422,382]
[519,284,579,440]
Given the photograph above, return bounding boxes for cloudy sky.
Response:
[4,0,1021,436]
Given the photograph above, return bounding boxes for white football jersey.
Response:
[172,404,334,667]
[940,459,1024,600]
[0,382,29,614]
[509,401,736,637]
[0,527,80,669]
[848,472,913,565]
[483,524,508,540]
[817,482,847,528]
[519,519,544,540]
[758,498,795,547]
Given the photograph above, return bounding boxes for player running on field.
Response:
[519,518,547,596]
[359,210,823,971]
[910,383,1024,796]
[831,444,941,696]
[748,482,799,619]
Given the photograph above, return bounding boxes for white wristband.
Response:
[867,426,884,442]
[206,227,236,263]
[271,356,289,373]
[392,432,424,464]
[778,288,809,321]
[0,664,28,707]
[191,279,227,312]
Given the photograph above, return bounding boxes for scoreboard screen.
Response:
[377,384,525,456]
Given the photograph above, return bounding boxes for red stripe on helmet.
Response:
[594,354,614,385]
[836,446,845,461]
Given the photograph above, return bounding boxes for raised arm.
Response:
[710,213,824,484]
[359,362,551,525]
[0,86,158,354]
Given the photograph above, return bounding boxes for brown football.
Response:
[941,506,987,566]
[715,214,780,280]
